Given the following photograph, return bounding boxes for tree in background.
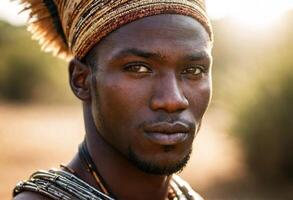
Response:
[233,64,293,184]
[0,21,72,103]
[226,12,293,184]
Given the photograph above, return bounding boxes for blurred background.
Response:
[0,0,293,199]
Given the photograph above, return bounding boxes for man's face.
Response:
[88,14,212,175]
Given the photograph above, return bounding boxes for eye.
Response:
[124,63,152,73]
[182,65,205,76]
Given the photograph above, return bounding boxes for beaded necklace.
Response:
[14,151,202,200]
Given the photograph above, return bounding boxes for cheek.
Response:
[93,75,152,147]
[201,77,212,104]
[185,78,212,118]
[98,78,149,120]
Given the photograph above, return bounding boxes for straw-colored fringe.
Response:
[17,0,73,60]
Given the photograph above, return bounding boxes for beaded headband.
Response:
[19,0,213,60]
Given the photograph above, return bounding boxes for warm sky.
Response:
[0,0,293,27]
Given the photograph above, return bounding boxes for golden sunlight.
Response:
[206,0,293,28]
[1,0,293,27]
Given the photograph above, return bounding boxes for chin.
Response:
[127,146,192,175]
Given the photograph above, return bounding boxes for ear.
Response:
[69,58,91,101]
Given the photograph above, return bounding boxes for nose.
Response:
[150,73,189,113]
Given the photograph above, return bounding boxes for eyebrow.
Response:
[112,48,163,60]
[184,51,211,61]
[111,48,211,62]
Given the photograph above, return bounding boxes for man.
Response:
[13,0,213,199]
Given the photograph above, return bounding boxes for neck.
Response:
[69,102,171,200]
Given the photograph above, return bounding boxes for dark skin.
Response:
[14,14,212,200]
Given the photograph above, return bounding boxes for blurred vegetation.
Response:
[0,11,293,186]
[0,21,73,103]
[213,12,293,185]
[235,64,293,184]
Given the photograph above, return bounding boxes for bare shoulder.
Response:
[13,191,53,200]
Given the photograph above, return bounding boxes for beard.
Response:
[127,146,192,176]
[91,85,194,176]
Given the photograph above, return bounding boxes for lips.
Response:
[143,122,191,145]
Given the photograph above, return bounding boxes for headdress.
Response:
[19,0,213,60]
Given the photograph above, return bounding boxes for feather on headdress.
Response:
[18,0,212,60]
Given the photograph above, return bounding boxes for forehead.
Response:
[90,14,211,60]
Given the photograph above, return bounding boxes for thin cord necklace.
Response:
[78,141,178,200]
[78,141,112,197]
